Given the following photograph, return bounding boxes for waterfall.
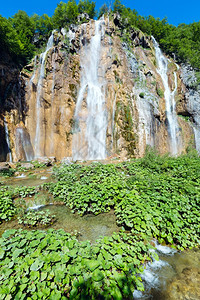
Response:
[125,47,157,155]
[30,56,37,85]
[4,118,12,162]
[18,72,23,120]
[72,19,107,160]
[152,37,180,156]
[112,92,117,148]
[50,48,56,155]
[193,123,200,153]
[34,32,54,158]
[15,127,34,161]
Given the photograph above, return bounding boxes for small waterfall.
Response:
[34,32,54,158]
[193,124,200,153]
[15,127,34,161]
[18,72,23,120]
[30,56,37,85]
[4,118,12,162]
[136,86,155,151]
[27,56,37,106]
[72,19,107,160]
[50,48,56,155]
[125,47,158,155]
[112,92,117,148]
[152,37,180,156]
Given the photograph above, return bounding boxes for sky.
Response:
[1,0,200,26]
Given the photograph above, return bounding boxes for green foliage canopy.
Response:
[78,0,96,19]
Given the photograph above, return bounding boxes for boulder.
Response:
[61,157,73,164]
[34,157,56,166]
[18,163,34,170]
[0,162,10,171]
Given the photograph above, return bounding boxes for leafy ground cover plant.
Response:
[18,209,56,228]
[0,229,155,299]
[0,168,15,177]
[0,188,16,223]
[50,149,200,250]
[1,149,200,299]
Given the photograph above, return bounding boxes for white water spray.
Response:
[152,37,180,155]
[15,127,34,161]
[72,20,107,160]
[34,32,54,157]
[4,118,12,162]
[30,56,37,84]
[125,48,157,154]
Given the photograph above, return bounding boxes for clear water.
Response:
[134,244,200,300]
[0,169,52,187]
[0,205,120,244]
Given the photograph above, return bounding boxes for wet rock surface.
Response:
[0,17,198,162]
[166,267,200,300]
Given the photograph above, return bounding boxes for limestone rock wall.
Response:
[0,17,198,162]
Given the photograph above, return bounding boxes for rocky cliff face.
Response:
[0,17,198,162]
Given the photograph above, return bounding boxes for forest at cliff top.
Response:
[0,0,200,70]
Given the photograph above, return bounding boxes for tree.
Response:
[53,0,79,29]
[0,15,22,59]
[8,11,35,62]
[78,0,96,19]
[113,0,124,14]
[98,3,109,18]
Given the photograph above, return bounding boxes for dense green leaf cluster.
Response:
[0,229,154,299]
[18,209,56,228]
[51,150,200,250]
[0,187,16,223]
[0,168,15,177]
[51,163,126,215]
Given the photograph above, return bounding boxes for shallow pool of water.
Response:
[0,168,53,187]
[0,205,120,243]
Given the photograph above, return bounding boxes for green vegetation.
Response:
[0,168,15,177]
[0,150,200,298]
[139,92,144,98]
[0,229,154,299]
[156,87,164,98]
[0,187,16,223]
[1,0,199,71]
[49,150,200,251]
[18,210,56,228]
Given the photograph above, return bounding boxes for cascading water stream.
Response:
[18,72,22,119]
[34,32,54,157]
[152,37,180,155]
[50,48,56,155]
[125,46,157,155]
[4,118,12,162]
[15,128,34,161]
[72,19,107,160]
[30,56,37,85]
[193,124,200,153]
